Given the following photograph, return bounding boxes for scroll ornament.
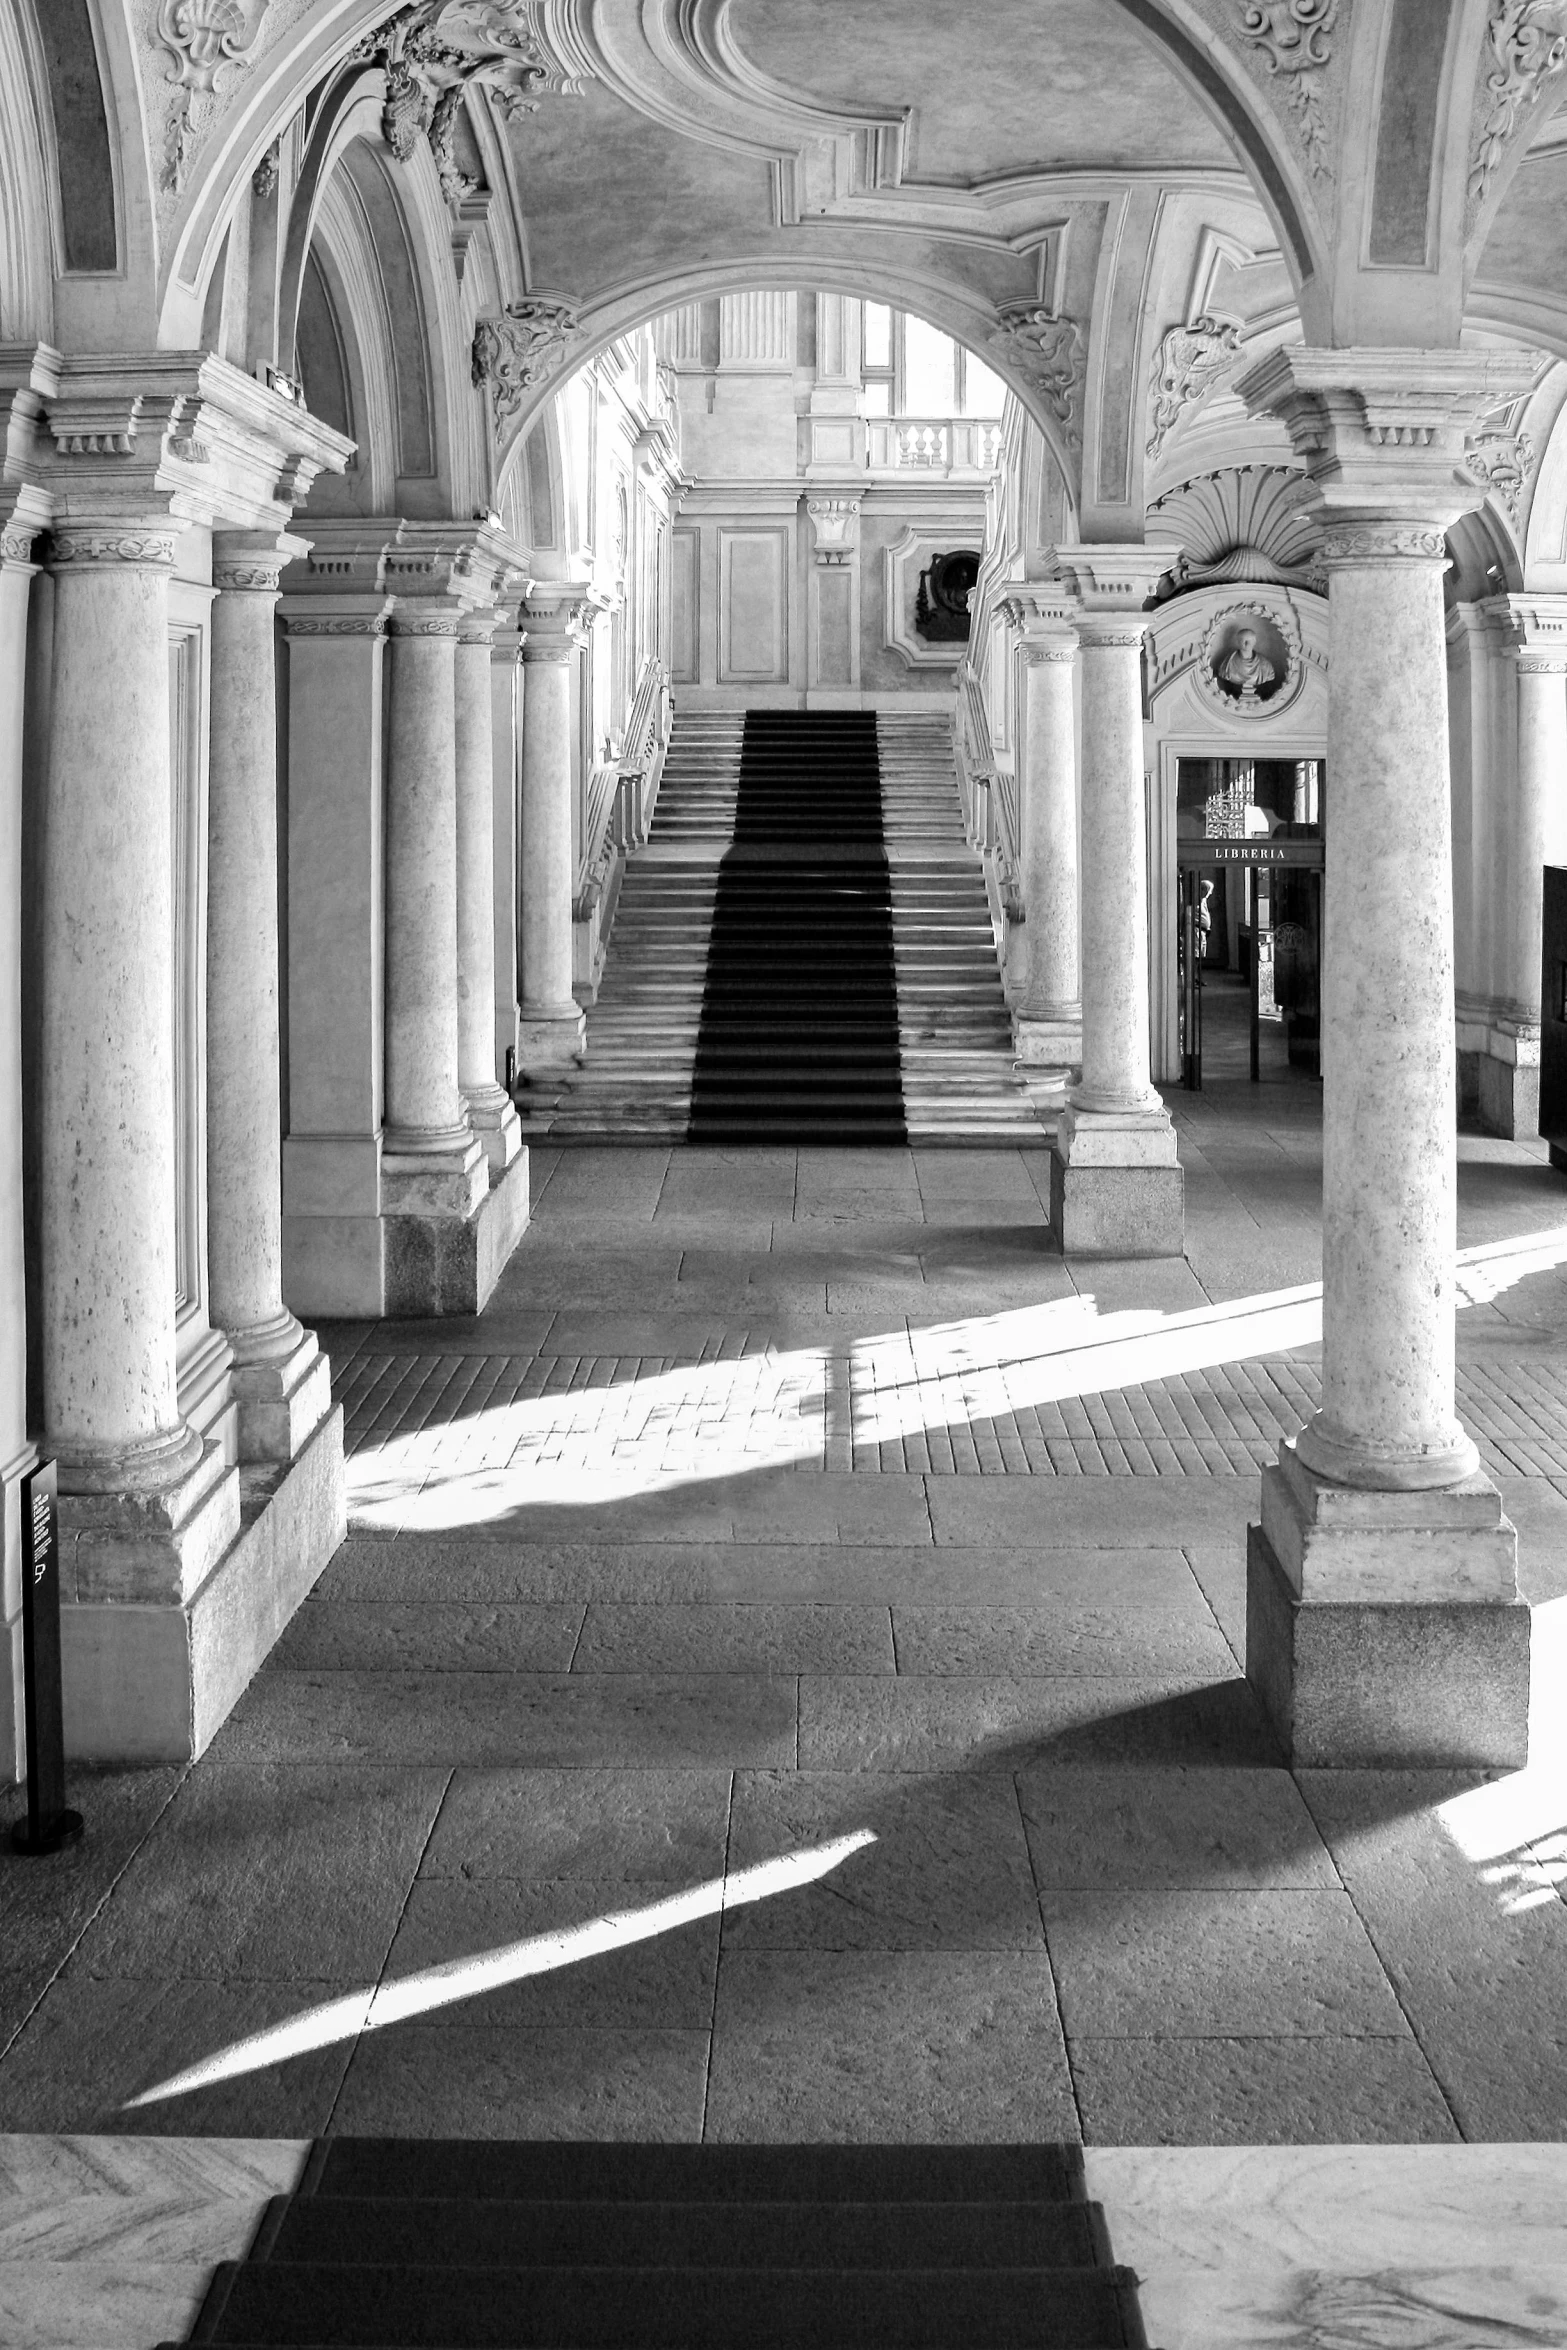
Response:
[1233,0,1340,177]
[988,307,1084,450]
[1147,315,1243,463]
[156,0,269,195]
[353,0,588,206]
[473,302,581,417]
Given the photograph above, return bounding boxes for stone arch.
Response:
[488,261,1089,514]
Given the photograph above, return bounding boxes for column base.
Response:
[385,1146,530,1317]
[381,1130,488,1221]
[1457,1011,1539,1140]
[1012,1011,1082,1074]
[517,1005,587,1072]
[463,1083,525,1170]
[1245,1443,1530,1767]
[230,1320,333,1465]
[2,1442,31,1786]
[60,1407,346,1765]
[58,1437,240,1610]
[1050,1106,1183,1255]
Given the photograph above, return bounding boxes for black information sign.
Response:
[11,1460,83,1856]
[1176,838,1324,867]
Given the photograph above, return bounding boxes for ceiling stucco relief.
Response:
[472,296,580,416]
[1147,312,1244,461]
[1466,422,1536,528]
[154,0,273,195]
[1180,0,1343,194]
[350,1,590,206]
[1147,462,1324,589]
[990,307,1086,452]
[1467,0,1567,226]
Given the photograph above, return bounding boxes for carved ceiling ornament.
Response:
[156,0,269,193]
[472,300,581,418]
[1469,0,1567,213]
[1147,315,1243,464]
[1466,426,1536,528]
[988,307,1084,452]
[1148,465,1325,597]
[353,0,590,206]
[1233,0,1340,177]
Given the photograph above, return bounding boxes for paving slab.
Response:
[1041,1889,1411,2038]
[416,1768,732,1882]
[380,1881,719,2027]
[574,1603,895,1674]
[705,1951,1078,2142]
[1018,1766,1336,1890]
[891,1606,1235,1679]
[799,1675,1279,1771]
[208,1671,798,1770]
[1070,2035,1458,2146]
[329,2023,711,2140]
[273,1602,585,1673]
[723,1771,1042,1950]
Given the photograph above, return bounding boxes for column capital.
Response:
[458,605,504,646]
[1480,591,1567,671]
[0,479,52,571]
[279,597,389,639]
[213,528,311,595]
[47,520,182,571]
[1042,543,1172,617]
[1234,346,1538,536]
[1001,588,1078,655]
[388,606,463,639]
[520,585,598,658]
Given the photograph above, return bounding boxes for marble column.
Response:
[518,599,588,1070]
[455,606,521,1167]
[0,508,43,1780]
[1046,550,1182,1255]
[1476,596,1567,1137]
[382,606,486,1219]
[491,620,523,1083]
[39,521,237,1587]
[1004,595,1081,1090]
[208,534,330,1462]
[1237,344,1535,1768]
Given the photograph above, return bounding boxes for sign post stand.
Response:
[10,1460,83,1856]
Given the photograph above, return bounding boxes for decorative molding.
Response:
[352,1,590,206]
[285,614,387,637]
[1469,0,1567,214]
[472,300,580,419]
[389,612,462,636]
[212,558,286,590]
[49,529,181,569]
[1072,619,1151,648]
[1317,523,1450,564]
[156,0,269,194]
[1148,465,1325,596]
[806,495,860,567]
[1234,0,1340,177]
[520,637,578,663]
[252,145,279,200]
[1147,315,1242,464]
[988,307,1084,451]
[0,523,40,567]
[1019,643,1076,665]
[1465,426,1535,527]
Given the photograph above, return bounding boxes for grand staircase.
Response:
[516,707,1042,1144]
[163,2138,1152,2347]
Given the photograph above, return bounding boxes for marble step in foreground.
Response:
[162,2138,1150,2348]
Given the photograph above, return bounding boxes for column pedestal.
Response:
[1248,1445,1528,1767]
[1044,557,1183,1255]
[1237,344,1537,1766]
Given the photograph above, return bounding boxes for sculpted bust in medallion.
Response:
[1217,626,1275,701]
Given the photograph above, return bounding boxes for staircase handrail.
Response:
[574,654,672,914]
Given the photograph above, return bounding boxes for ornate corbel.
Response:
[472,300,581,419]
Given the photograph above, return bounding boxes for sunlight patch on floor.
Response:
[1436,1594,1567,1915]
[122,1833,876,2110]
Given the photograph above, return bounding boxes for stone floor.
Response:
[4,1073,1567,2207]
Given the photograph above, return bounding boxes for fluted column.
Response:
[1045,549,1182,1256]
[455,605,521,1167]
[1004,594,1081,1089]
[517,597,588,1071]
[1237,344,1534,1768]
[209,533,330,1462]
[382,605,485,1218]
[38,521,237,1577]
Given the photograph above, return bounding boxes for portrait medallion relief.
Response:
[1197,601,1302,718]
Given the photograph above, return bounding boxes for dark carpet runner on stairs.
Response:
[164,2138,1152,2348]
[686,711,908,1145]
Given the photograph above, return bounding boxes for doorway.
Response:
[1175,757,1324,1089]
